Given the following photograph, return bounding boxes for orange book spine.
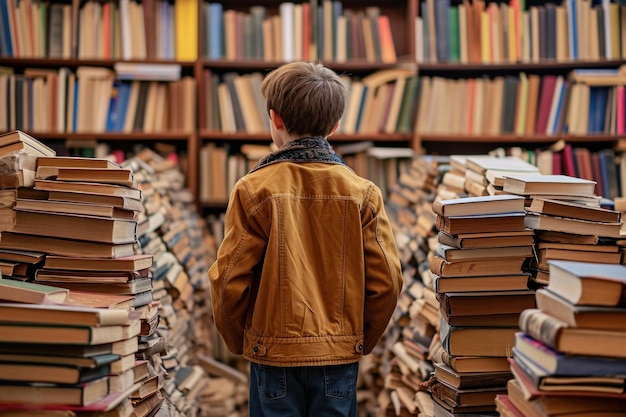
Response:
[377,15,396,63]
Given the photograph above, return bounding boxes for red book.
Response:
[377,15,396,63]
[551,151,562,175]
[561,143,577,177]
[591,151,605,196]
[617,85,624,134]
[534,75,558,134]
[103,3,111,58]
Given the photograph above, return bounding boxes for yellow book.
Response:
[530,6,540,62]
[609,3,620,60]
[480,11,491,63]
[175,0,198,61]
[555,6,568,62]
[515,73,529,135]
[507,6,516,63]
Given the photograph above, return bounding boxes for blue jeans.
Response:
[249,362,359,417]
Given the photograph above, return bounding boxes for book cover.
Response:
[0,279,68,304]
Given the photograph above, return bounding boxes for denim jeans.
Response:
[249,361,359,417]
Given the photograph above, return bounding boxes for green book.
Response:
[0,278,69,304]
[448,7,460,62]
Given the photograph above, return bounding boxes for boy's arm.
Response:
[361,186,403,354]
[208,184,267,355]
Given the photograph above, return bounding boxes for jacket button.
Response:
[253,345,259,353]
[358,344,363,351]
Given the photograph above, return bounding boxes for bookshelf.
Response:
[0,0,421,211]
[2,0,626,207]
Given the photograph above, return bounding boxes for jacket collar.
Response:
[251,137,346,173]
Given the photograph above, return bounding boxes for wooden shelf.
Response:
[199,130,414,143]
[0,58,196,68]
[417,134,625,143]
[200,59,416,74]
[16,132,194,141]
[417,60,626,73]
[200,200,229,210]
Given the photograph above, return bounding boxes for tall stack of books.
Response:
[376,155,448,416]
[497,260,626,416]
[501,174,623,286]
[0,302,142,416]
[122,148,247,416]
[427,194,535,416]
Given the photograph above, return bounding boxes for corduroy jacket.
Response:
[208,137,403,367]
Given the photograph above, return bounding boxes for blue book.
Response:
[0,0,13,56]
[72,80,79,133]
[332,1,342,59]
[208,2,223,60]
[588,87,609,134]
[113,82,132,132]
[434,0,450,62]
[568,0,578,59]
[105,80,121,132]
[551,80,568,134]
[514,333,626,376]
[353,85,369,132]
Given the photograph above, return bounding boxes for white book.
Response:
[119,0,132,60]
[280,2,294,62]
[415,16,424,63]
[545,76,564,135]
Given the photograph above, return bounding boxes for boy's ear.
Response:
[269,110,285,130]
[328,122,340,137]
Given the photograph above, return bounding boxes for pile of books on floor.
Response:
[427,194,535,416]
[0,301,145,416]
[497,260,626,417]
[374,155,448,415]
[0,131,248,416]
[500,173,623,286]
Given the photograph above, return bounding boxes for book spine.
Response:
[518,308,564,349]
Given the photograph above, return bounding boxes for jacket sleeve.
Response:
[361,185,403,354]
[208,182,268,355]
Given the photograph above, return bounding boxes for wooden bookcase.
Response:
[2,0,626,209]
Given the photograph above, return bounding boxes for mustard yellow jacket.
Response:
[208,148,403,367]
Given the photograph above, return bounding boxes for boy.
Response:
[208,61,403,417]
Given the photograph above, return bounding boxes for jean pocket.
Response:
[258,364,287,400]
[323,362,358,399]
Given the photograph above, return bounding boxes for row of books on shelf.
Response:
[445,145,623,201]
[198,140,416,203]
[0,0,197,61]
[0,0,398,64]
[416,68,626,137]
[418,0,626,64]
[0,66,196,134]
[202,67,419,135]
[201,2,397,63]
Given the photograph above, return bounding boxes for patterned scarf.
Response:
[251,136,346,172]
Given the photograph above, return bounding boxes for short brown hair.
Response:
[261,61,349,137]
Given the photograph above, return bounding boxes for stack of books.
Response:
[0,302,142,415]
[498,260,626,416]
[0,132,53,274]
[372,155,449,415]
[427,194,536,416]
[122,148,228,416]
[463,155,541,197]
[502,174,623,286]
